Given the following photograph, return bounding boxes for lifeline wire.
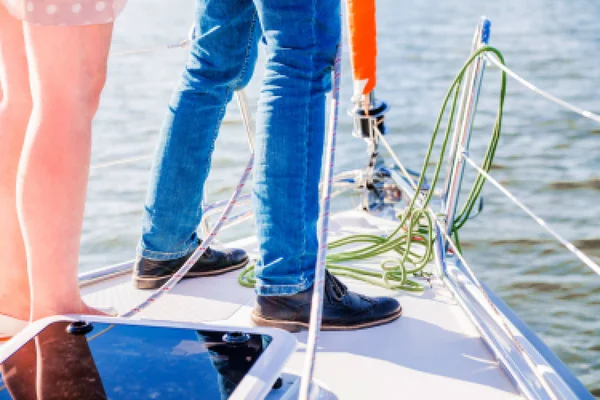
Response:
[485,54,600,125]
[299,42,343,400]
[463,155,600,276]
[110,38,190,58]
[90,154,153,171]
[110,23,196,58]
[109,24,198,58]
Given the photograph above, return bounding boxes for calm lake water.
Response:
[85,0,600,394]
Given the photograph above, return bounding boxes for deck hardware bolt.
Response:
[222,331,251,344]
[66,321,94,335]
[272,377,283,389]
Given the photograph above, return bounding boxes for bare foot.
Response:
[79,304,116,317]
[31,302,115,321]
[0,296,30,321]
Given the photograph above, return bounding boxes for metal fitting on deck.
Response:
[349,99,390,139]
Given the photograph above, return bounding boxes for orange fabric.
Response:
[346,0,377,96]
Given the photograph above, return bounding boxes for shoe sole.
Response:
[250,306,403,333]
[133,258,250,290]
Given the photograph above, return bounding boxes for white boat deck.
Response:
[80,210,522,399]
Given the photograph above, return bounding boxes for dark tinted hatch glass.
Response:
[0,321,270,399]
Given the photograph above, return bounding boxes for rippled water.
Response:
[84,0,600,394]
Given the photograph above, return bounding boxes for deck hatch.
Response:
[0,320,276,399]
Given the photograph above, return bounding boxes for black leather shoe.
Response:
[133,244,249,290]
[251,271,402,332]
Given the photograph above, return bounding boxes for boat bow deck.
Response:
[81,210,520,399]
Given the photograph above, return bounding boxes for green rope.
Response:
[239,46,507,293]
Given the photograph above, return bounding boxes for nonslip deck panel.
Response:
[77,210,520,398]
[81,271,256,322]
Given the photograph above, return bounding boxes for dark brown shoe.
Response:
[251,271,402,332]
[133,244,249,290]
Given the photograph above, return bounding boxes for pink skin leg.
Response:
[18,21,115,320]
[0,6,32,321]
[14,21,114,321]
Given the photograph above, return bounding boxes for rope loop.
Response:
[315,46,508,292]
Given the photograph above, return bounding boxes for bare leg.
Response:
[0,6,32,320]
[18,22,114,320]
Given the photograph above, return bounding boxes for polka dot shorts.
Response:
[1,0,127,25]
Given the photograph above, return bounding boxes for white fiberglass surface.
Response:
[81,269,255,323]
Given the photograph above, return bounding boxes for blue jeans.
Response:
[137,0,340,295]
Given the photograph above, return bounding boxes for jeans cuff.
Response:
[136,240,198,261]
[254,277,314,296]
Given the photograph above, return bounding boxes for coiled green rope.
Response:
[239,46,507,292]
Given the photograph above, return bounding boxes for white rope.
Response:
[109,25,197,58]
[463,154,600,277]
[110,39,190,58]
[89,154,153,172]
[299,42,342,400]
[376,126,418,192]
[485,54,600,125]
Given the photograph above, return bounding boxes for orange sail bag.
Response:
[346,0,377,98]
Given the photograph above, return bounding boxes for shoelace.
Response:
[203,247,213,257]
[325,270,348,300]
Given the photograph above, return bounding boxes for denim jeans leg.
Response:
[304,0,341,281]
[252,0,341,295]
[137,0,260,261]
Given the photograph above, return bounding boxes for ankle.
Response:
[0,308,30,321]
[0,293,30,321]
[30,301,108,321]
